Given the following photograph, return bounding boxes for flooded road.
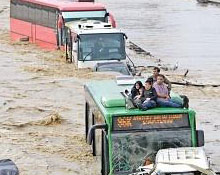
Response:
[0,0,220,174]
[0,35,101,174]
[98,0,220,168]
[98,0,220,83]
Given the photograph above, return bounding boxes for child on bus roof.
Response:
[131,81,144,107]
[136,78,157,110]
[131,81,144,99]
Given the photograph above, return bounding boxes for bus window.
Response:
[10,0,17,18]
[111,130,192,174]
[48,10,56,29]
[15,1,28,21]
[41,8,49,27]
[62,10,107,22]
[35,5,42,25]
[78,33,126,61]
[28,4,36,23]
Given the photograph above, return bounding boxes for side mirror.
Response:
[76,35,80,41]
[105,12,109,17]
[196,130,204,147]
[124,36,130,50]
[87,124,108,145]
[123,33,128,40]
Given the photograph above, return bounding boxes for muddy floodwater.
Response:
[98,0,220,83]
[0,0,220,174]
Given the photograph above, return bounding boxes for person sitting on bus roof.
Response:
[153,74,183,108]
[131,81,144,99]
[136,78,157,111]
[149,67,171,91]
[131,81,145,107]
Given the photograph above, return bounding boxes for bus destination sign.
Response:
[113,114,189,131]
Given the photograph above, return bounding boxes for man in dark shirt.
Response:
[137,78,157,110]
[148,67,171,91]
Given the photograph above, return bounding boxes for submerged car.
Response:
[0,159,19,175]
[94,61,134,76]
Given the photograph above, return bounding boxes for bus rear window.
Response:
[112,114,190,131]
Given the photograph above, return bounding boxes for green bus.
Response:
[84,79,204,175]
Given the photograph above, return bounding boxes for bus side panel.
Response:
[35,25,57,49]
[85,86,109,174]
[84,86,105,155]
[10,18,57,50]
[189,110,197,147]
[10,18,32,41]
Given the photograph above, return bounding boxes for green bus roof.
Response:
[85,79,194,118]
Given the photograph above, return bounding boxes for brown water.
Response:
[0,0,220,174]
[98,0,220,83]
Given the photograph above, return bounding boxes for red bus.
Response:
[10,0,116,49]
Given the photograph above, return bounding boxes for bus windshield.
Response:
[78,33,126,61]
[112,129,192,174]
[62,10,106,22]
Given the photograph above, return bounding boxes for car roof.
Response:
[96,62,131,76]
[96,61,127,67]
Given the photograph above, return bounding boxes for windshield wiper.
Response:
[82,51,94,62]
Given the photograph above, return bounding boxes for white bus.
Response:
[65,20,128,69]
